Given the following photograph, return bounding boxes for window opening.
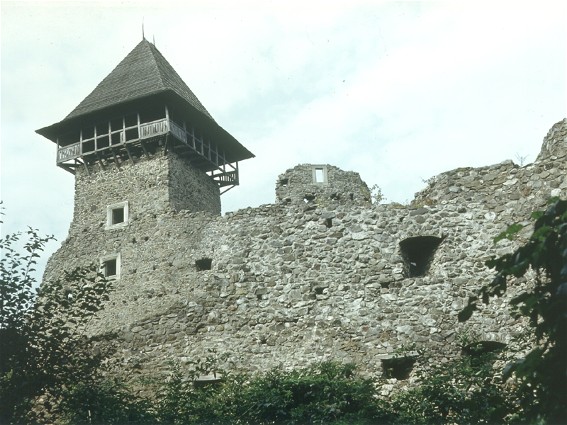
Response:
[104,258,117,277]
[101,254,120,279]
[399,236,443,277]
[312,166,327,184]
[280,178,289,187]
[106,201,129,228]
[382,356,417,380]
[304,194,315,203]
[195,258,212,271]
[112,207,124,225]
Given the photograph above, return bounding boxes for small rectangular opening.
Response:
[106,201,128,228]
[195,258,212,271]
[314,168,324,183]
[104,258,117,277]
[112,207,125,225]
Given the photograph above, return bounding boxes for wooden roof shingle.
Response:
[65,39,214,121]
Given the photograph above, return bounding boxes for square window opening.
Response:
[106,201,129,229]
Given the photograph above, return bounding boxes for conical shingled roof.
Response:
[66,38,214,121]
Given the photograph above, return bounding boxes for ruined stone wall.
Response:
[42,119,567,389]
[96,200,527,386]
[276,164,371,207]
[414,119,567,214]
[537,118,567,162]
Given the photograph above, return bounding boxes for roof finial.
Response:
[153,35,156,46]
[142,19,145,40]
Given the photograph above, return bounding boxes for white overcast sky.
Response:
[1,0,566,279]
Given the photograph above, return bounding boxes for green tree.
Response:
[459,198,567,423]
[0,211,115,423]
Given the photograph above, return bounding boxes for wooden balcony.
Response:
[56,117,239,191]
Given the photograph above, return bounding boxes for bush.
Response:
[389,352,514,424]
[155,361,392,425]
[58,379,154,425]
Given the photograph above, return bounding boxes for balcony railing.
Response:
[58,142,81,162]
[56,117,238,188]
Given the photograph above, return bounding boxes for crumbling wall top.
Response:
[275,164,371,208]
[536,118,567,162]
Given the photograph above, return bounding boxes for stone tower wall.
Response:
[42,119,567,389]
[276,164,371,207]
[69,151,220,235]
[168,153,221,214]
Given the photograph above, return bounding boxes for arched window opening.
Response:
[399,236,443,277]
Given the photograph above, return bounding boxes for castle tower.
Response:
[37,39,254,216]
[37,40,254,329]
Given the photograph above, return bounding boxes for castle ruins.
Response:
[37,39,567,387]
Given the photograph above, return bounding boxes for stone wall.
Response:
[537,118,567,162]
[168,153,220,214]
[275,164,371,207]
[42,119,567,389]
